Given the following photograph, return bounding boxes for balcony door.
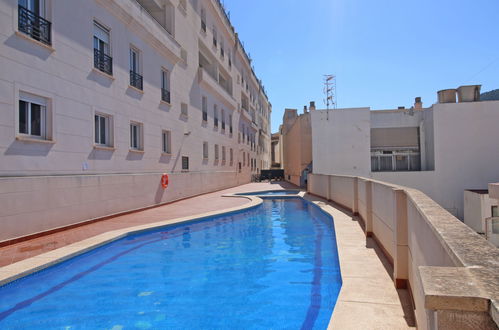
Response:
[130,48,140,74]
[19,0,45,17]
[93,23,109,56]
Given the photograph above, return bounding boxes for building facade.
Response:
[281,106,312,187]
[0,0,271,241]
[282,86,499,219]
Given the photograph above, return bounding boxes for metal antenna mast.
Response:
[323,74,336,110]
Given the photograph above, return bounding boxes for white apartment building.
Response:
[307,86,499,220]
[0,0,271,242]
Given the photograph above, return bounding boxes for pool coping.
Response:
[0,194,262,286]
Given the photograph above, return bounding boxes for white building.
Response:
[0,0,271,242]
[309,86,499,220]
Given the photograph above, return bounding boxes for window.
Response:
[214,104,218,127]
[129,47,142,90]
[94,113,111,146]
[222,146,226,162]
[200,8,206,32]
[220,39,224,58]
[182,156,189,170]
[130,122,143,150]
[230,148,233,165]
[228,50,232,69]
[202,96,208,121]
[18,0,51,45]
[493,205,499,217]
[203,141,208,159]
[181,102,188,117]
[221,109,225,130]
[215,144,219,160]
[161,69,170,103]
[212,26,217,47]
[93,21,112,75]
[162,130,171,154]
[18,92,49,139]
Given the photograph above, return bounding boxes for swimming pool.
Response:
[236,190,300,195]
[0,198,342,329]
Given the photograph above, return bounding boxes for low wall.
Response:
[0,171,247,243]
[308,173,499,330]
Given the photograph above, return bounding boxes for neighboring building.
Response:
[281,103,313,187]
[0,0,271,242]
[270,132,282,168]
[463,189,499,247]
[299,85,499,219]
[487,183,499,246]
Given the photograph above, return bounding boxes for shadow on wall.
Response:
[125,87,143,100]
[154,179,165,203]
[159,153,171,164]
[86,70,113,88]
[126,151,144,161]
[88,148,114,160]
[4,35,51,60]
[4,140,53,156]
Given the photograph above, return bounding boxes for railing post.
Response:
[393,189,408,288]
[365,180,373,236]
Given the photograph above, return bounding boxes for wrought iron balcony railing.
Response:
[161,88,171,103]
[130,71,143,90]
[18,5,51,46]
[94,49,113,75]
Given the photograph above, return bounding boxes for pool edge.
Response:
[0,194,262,286]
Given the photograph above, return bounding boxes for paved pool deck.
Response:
[0,181,415,329]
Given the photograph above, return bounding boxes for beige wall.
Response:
[282,111,311,186]
[308,173,499,330]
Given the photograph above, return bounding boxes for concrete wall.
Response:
[308,173,499,330]
[311,108,371,176]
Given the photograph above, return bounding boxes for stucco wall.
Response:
[282,112,311,184]
[311,108,371,176]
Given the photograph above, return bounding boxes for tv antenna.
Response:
[323,74,336,110]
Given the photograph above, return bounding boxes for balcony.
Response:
[94,49,113,76]
[130,71,143,90]
[161,88,170,103]
[18,5,51,46]
[198,67,236,110]
[95,0,181,64]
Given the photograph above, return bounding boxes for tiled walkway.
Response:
[0,182,295,267]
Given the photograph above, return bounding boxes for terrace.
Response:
[0,179,497,329]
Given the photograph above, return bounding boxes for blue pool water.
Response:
[236,190,300,195]
[0,198,342,329]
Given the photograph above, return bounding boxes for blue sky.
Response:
[222,0,499,133]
